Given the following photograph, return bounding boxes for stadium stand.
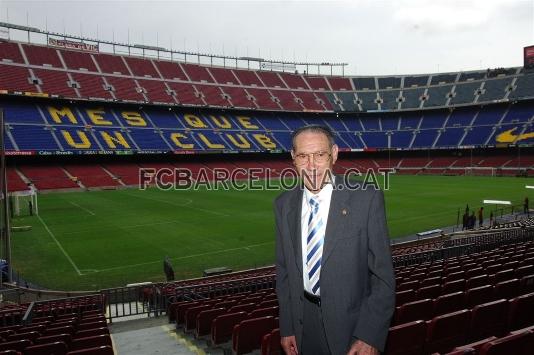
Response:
[1,40,533,113]
[1,33,534,355]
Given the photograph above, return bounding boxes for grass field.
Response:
[10,174,533,291]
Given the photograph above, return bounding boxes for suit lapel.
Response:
[322,187,350,266]
[287,187,303,274]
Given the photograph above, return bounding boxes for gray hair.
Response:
[291,125,335,150]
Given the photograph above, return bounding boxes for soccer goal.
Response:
[9,188,38,217]
[464,167,496,177]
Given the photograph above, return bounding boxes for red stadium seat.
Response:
[395,299,434,324]
[0,339,31,352]
[469,299,509,341]
[508,292,534,331]
[195,308,226,338]
[466,274,490,289]
[425,309,471,354]
[210,311,247,345]
[452,336,498,353]
[66,345,114,354]
[24,341,68,355]
[417,284,441,300]
[232,316,277,355]
[433,291,465,316]
[465,284,495,308]
[69,335,112,352]
[261,328,281,355]
[479,331,534,355]
[385,320,426,355]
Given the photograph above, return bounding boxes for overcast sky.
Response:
[1,0,533,75]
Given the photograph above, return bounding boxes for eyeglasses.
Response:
[293,151,331,165]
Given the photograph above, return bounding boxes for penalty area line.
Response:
[94,241,274,273]
[37,215,83,276]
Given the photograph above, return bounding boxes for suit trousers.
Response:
[301,293,331,355]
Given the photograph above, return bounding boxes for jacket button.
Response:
[299,319,303,325]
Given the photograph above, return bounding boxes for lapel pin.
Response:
[342,209,348,215]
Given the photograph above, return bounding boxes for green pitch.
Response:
[10,174,532,291]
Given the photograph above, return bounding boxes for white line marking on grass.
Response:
[69,202,96,216]
[123,192,230,217]
[37,215,83,276]
[94,241,274,273]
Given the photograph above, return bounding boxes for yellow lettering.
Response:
[198,133,224,149]
[61,130,91,149]
[237,116,258,129]
[184,114,208,128]
[100,131,131,149]
[48,106,77,124]
[253,134,276,149]
[210,115,232,129]
[225,133,251,149]
[121,111,147,127]
[170,133,194,149]
[86,108,112,126]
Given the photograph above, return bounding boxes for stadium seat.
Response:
[520,274,534,294]
[508,292,534,331]
[247,306,279,320]
[260,328,280,355]
[211,311,248,345]
[465,285,495,308]
[494,279,521,300]
[195,307,226,338]
[443,348,476,355]
[44,325,75,337]
[0,339,31,352]
[175,301,201,327]
[425,309,471,354]
[433,291,465,316]
[229,303,257,314]
[417,284,441,300]
[469,299,509,341]
[395,299,433,324]
[515,265,534,278]
[451,336,498,353]
[69,335,112,351]
[396,289,416,306]
[232,316,277,355]
[441,279,466,294]
[184,305,214,332]
[24,341,68,355]
[35,333,72,345]
[66,345,114,354]
[466,275,490,289]
[7,331,40,342]
[479,331,534,355]
[385,320,426,355]
[73,327,109,340]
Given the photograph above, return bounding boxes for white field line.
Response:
[122,193,230,217]
[69,202,96,216]
[37,215,83,276]
[92,241,274,273]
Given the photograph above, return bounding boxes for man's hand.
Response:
[347,339,378,355]
[281,335,298,355]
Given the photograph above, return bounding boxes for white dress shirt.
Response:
[301,180,333,295]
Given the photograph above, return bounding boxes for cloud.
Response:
[392,0,510,34]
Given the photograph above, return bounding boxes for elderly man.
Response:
[274,125,395,355]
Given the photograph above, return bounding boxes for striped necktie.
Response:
[307,196,324,296]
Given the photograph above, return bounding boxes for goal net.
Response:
[10,189,38,217]
[464,167,496,177]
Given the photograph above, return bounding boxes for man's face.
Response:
[291,131,338,193]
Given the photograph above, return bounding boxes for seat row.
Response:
[386,291,534,354]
